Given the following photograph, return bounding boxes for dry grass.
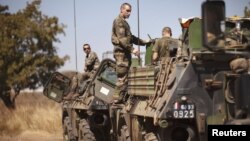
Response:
[0,92,62,137]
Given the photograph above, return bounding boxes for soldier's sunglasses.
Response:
[84,47,90,51]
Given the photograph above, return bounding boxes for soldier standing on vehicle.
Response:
[64,43,100,100]
[111,2,151,103]
[152,27,176,64]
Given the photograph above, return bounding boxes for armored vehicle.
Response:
[44,1,250,141]
[44,59,117,141]
[100,1,250,141]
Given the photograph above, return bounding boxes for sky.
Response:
[1,0,249,72]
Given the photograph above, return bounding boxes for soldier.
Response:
[152,27,177,64]
[64,43,100,100]
[111,2,151,103]
[82,43,100,80]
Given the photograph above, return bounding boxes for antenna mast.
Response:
[73,0,78,72]
[137,0,141,66]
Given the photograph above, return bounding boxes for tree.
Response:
[244,3,250,17]
[0,0,69,108]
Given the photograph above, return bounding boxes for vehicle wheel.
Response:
[160,125,197,141]
[143,132,158,141]
[63,117,76,141]
[78,119,96,141]
[120,125,131,141]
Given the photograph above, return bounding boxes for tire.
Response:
[78,119,96,141]
[63,117,76,141]
[143,132,158,141]
[161,125,197,141]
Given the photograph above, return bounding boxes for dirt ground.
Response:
[0,131,62,141]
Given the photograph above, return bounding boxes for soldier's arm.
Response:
[84,64,87,72]
[131,35,147,46]
[153,52,158,62]
[152,41,159,62]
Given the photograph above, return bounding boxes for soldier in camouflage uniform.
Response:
[152,27,175,64]
[64,43,100,100]
[111,3,150,103]
[82,43,100,80]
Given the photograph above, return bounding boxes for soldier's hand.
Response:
[84,68,87,72]
[132,48,140,56]
[149,39,156,44]
[144,39,155,46]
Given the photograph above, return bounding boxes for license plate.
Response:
[173,103,195,119]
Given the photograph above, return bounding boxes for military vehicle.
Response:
[105,1,249,141]
[43,0,250,141]
[43,58,118,141]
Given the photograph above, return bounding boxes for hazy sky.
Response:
[1,0,249,72]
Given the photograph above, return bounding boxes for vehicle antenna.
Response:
[73,0,78,74]
[137,0,141,66]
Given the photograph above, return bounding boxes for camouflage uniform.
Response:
[152,37,178,62]
[111,14,146,100]
[63,51,99,100]
[82,51,100,80]
[152,37,171,60]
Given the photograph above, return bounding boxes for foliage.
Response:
[0,0,69,108]
[244,5,250,17]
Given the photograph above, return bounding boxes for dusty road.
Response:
[0,131,63,141]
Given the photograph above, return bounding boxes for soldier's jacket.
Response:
[84,51,100,72]
[111,14,146,53]
[152,37,179,60]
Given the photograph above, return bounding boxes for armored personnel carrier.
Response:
[98,1,250,141]
[43,1,250,141]
[43,59,117,141]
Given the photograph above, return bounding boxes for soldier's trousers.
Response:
[80,69,97,82]
[80,72,91,82]
[113,50,131,100]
